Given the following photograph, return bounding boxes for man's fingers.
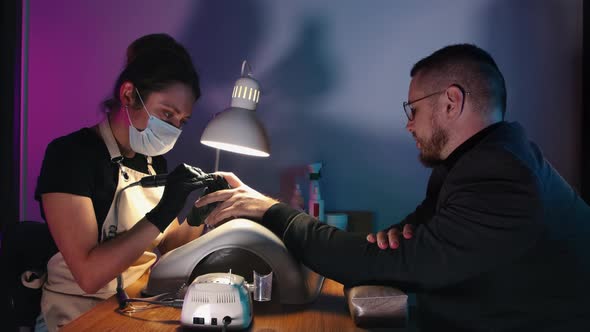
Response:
[376,231,388,249]
[370,225,414,250]
[195,188,236,207]
[388,228,400,249]
[402,224,414,239]
[208,205,239,226]
[210,196,237,215]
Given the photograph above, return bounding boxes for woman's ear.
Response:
[119,82,135,108]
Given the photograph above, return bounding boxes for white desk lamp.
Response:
[201,61,270,171]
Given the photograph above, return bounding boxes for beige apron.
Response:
[40,120,168,331]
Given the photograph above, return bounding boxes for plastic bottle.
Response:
[289,183,305,211]
[307,162,325,222]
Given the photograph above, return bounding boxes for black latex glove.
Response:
[145,163,208,232]
[186,205,204,227]
[186,175,231,227]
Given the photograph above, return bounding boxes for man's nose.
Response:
[405,119,414,132]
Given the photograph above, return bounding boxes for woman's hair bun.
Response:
[102,33,200,111]
[126,33,188,65]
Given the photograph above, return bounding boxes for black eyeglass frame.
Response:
[402,84,470,121]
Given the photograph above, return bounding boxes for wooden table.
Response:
[61,274,367,331]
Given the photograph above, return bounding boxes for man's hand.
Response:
[366,224,414,249]
[195,172,278,227]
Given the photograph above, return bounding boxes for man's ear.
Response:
[118,81,135,108]
[444,85,464,119]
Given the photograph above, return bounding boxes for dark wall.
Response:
[583,3,589,204]
[0,0,22,229]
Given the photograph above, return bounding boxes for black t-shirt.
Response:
[35,127,167,234]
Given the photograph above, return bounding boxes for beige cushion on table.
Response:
[344,285,408,328]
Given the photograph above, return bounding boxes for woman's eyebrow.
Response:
[159,102,181,114]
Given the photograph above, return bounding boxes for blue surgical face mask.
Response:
[126,88,182,156]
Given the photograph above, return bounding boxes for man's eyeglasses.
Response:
[402,85,470,121]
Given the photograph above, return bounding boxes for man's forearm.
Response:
[261,203,399,287]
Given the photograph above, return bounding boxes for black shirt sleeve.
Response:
[152,156,168,173]
[35,131,103,221]
[261,148,540,290]
[36,129,168,199]
[35,134,97,199]
[35,127,168,232]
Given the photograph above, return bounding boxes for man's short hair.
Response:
[411,44,507,118]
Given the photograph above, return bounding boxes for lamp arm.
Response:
[241,60,252,77]
[214,149,220,172]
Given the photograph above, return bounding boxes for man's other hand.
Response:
[366,224,414,249]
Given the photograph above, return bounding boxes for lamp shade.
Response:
[200,107,270,157]
[201,60,270,157]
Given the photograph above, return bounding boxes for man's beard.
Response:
[417,117,448,168]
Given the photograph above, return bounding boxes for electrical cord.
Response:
[123,297,183,308]
[222,316,232,332]
[116,292,185,314]
[111,172,220,312]
[112,181,142,310]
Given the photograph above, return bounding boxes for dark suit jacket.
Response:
[262,122,590,331]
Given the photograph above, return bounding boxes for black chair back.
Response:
[0,221,58,330]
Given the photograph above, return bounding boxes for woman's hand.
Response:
[195,172,278,227]
[146,163,208,232]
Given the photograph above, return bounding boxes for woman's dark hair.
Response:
[102,33,200,110]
